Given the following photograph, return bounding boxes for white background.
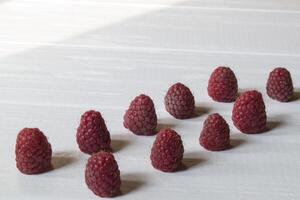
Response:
[0,0,300,199]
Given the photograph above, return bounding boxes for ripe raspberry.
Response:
[150,129,184,172]
[76,110,111,154]
[208,66,238,102]
[123,94,157,135]
[164,82,195,119]
[15,128,52,174]
[200,113,230,151]
[85,152,121,198]
[232,90,267,134]
[267,67,294,102]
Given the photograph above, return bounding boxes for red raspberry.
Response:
[164,82,195,119]
[15,128,52,174]
[208,66,238,102]
[232,90,267,134]
[267,67,294,102]
[85,152,121,198]
[76,110,111,154]
[199,113,230,151]
[123,94,157,135]
[150,129,184,172]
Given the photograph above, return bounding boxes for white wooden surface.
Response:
[1,0,300,199]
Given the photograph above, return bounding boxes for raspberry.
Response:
[208,66,238,102]
[267,67,294,102]
[164,82,195,119]
[76,110,111,154]
[123,94,157,135]
[85,152,121,198]
[199,113,230,151]
[150,129,184,172]
[232,90,267,134]
[15,128,52,174]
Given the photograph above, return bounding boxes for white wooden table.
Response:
[0,0,300,199]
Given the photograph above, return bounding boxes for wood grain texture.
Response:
[0,0,300,199]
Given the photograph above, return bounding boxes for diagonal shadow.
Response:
[2,0,300,70]
[0,0,299,108]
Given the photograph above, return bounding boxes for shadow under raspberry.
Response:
[194,106,211,118]
[177,151,208,172]
[180,158,205,170]
[291,90,300,101]
[51,151,79,170]
[266,120,284,132]
[111,138,131,153]
[229,138,247,149]
[121,173,147,195]
[156,122,177,131]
